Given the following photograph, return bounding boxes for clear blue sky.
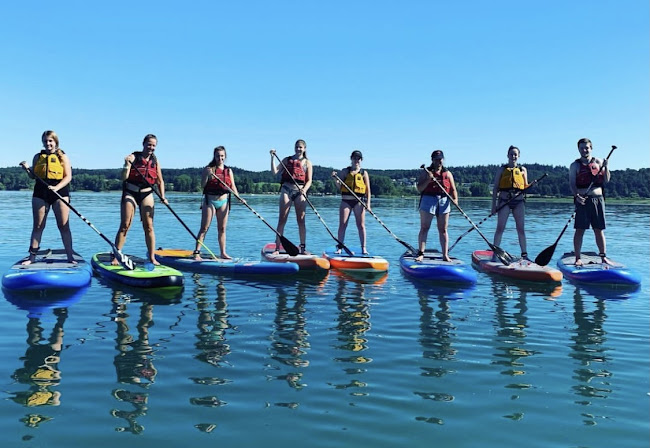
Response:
[1,1,648,172]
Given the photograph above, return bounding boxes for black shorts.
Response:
[574,195,606,230]
[33,181,69,205]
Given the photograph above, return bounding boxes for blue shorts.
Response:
[419,195,450,216]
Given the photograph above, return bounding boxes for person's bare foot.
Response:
[149,258,160,266]
[21,256,35,266]
[220,253,232,260]
[574,258,583,267]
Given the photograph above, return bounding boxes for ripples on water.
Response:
[0,192,648,447]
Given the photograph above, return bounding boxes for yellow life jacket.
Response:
[342,170,366,195]
[498,166,525,190]
[33,150,64,180]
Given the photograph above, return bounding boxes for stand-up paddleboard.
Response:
[91,253,184,288]
[322,247,389,274]
[557,252,641,286]
[472,250,563,283]
[400,249,477,284]
[261,243,330,271]
[2,249,92,291]
[154,248,299,276]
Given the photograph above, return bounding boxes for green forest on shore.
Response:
[1,164,648,199]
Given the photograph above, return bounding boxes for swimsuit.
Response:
[281,183,303,201]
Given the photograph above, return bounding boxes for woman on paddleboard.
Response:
[416,150,458,262]
[491,145,529,261]
[193,146,242,260]
[113,134,167,266]
[20,130,76,265]
[270,139,313,255]
[569,137,610,266]
[332,150,371,255]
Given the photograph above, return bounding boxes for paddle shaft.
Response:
[448,173,548,252]
[207,171,300,256]
[273,152,353,256]
[421,164,512,263]
[20,163,134,270]
[333,172,417,254]
[131,165,219,259]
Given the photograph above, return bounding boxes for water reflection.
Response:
[570,287,611,426]
[331,274,373,395]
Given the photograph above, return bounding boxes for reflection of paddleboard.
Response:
[405,275,474,300]
[400,249,477,284]
[155,248,299,276]
[4,286,88,317]
[323,247,389,273]
[330,268,388,285]
[261,243,330,271]
[472,250,562,283]
[91,253,184,288]
[2,249,92,291]
[557,252,641,286]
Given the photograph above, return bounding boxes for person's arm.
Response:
[568,161,579,196]
[156,163,167,203]
[270,149,279,174]
[491,166,504,213]
[200,166,211,189]
[121,154,135,181]
[364,171,371,210]
[302,160,313,193]
[22,154,40,179]
[521,166,529,187]
[416,169,430,193]
[599,157,611,184]
[229,169,241,197]
[447,172,458,204]
[52,153,72,192]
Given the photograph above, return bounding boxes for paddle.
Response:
[332,172,417,255]
[534,145,616,266]
[131,166,219,260]
[207,171,300,256]
[421,164,514,265]
[448,173,548,252]
[19,162,135,270]
[272,152,353,256]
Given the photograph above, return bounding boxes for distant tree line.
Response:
[0,164,648,199]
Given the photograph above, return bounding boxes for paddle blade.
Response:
[113,247,135,270]
[534,244,556,266]
[280,236,300,257]
[491,245,514,266]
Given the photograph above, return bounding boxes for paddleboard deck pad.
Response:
[400,249,477,284]
[91,252,184,288]
[557,252,641,286]
[323,247,389,273]
[2,249,92,291]
[472,250,563,283]
[261,243,330,271]
[155,248,299,276]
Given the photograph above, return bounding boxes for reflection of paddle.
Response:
[332,172,417,255]
[449,173,548,252]
[132,166,218,260]
[273,152,353,256]
[535,145,616,266]
[20,162,135,270]
[208,171,300,256]
[421,165,514,265]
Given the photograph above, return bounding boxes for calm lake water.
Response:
[0,191,648,448]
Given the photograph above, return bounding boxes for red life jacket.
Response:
[204,166,233,195]
[126,152,158,187]
[422,169,451,196]
[281,158,307,184]
[575,158,604,189]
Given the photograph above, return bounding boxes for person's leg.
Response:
[337,202,352,252]
[52,196,75,263]
[573,229,586,266]
[417,211,434,261]
[437,212,450,261]
[274,192,292,252]
[113,194,136,265]
[22,197,49,265]
[139,194,158,265]
[216,201,231,259]
[511,202,527,258]
[353,204,367,253]
[194,199,214,260]
[493,204,510,247]
[295,196,308,253]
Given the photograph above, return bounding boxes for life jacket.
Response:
[281,158,306,184]
[33,150,65,180]
[341,169,366,195]
[575,158,605,189]
[126,152,158,187]
[204,166,233,195]
[422,168,451,196]
[498,166,526,191]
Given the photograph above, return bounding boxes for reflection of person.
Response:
[332,150,371,254]
[20,130,75,265]
[416,150,458,262]
[194,282,231,367]
[270,139,313,255]
[113,134,167,265]
[569,138,611,266]
[194,146,241,260]
[11,308,67,407]
[491,145,529,260]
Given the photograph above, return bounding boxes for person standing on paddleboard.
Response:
[270,139,313,255]
[569,137,610,266]
[416,150,458,262]
[20,130,76,265]
[193,146,242,260]
[332,150,372,255]
[113,134,167,266]
[491,145,529,261]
